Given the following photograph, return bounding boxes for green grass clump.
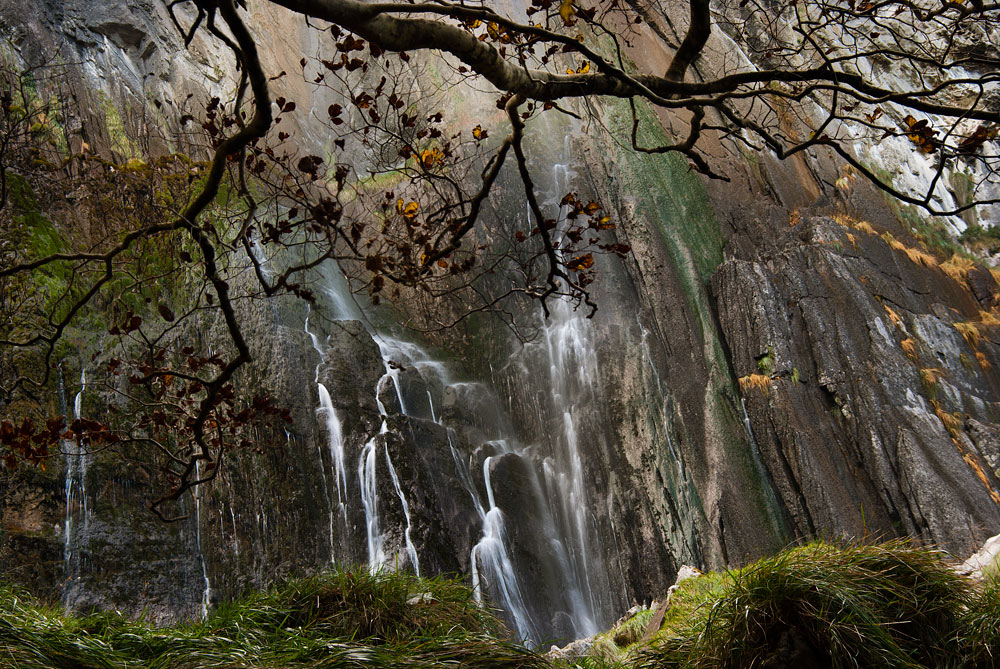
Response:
[637,540,998,669]
[963,575,1000,667]
[0,569,546,668]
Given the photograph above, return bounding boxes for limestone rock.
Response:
[956,533,1000,580]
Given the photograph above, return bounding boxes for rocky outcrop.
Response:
[713,213,1000,555]
[957,533,1000,579]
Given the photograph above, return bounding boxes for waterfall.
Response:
[505,134,606,638]
[384,446,420,575]
[295,150,618,636]
[308,271,433,575]
[467,451,537,644]
[62,368,89,598]
[193,460,212,619]
[317,383,349,512]
[305,308,339,562]
[375,363,420,575]
[229,506,240,558]
[358,438,386,569]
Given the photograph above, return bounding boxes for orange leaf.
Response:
[559,0,576,25]
[566,253,594,271]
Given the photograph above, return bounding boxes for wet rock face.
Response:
[713,214,1000,555]
[6,0,1000,641]
[318,321,385,415]
[381,418,480,575]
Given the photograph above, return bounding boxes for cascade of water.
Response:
[62,369,89,591]
[230,506,240,558]
[193,460,212,619]
[384,446,420,575]
[358,438,386,569]
[73,369,89,531]
[469,453,538,643]
[427,390,437,423]
[317,383,349,532]
[448,431,486,521]
[515,138,604,638]
[372,364,421,574]
[304,308,338,562]
[373,337,408,415]
[305,245,603,635]
[60,368,72,575]
[446,434,524,627]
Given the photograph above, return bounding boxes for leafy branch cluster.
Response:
[2,0,999,509]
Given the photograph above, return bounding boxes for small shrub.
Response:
[637,541,978,669]
[919,367,942,400]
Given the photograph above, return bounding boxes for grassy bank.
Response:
[0,569,545,668]
[3,542,997,667]
[575,540,999,669]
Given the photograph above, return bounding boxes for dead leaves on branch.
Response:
[903,115,941,154]
[897,115,997,157]
[396,199,420,220]
[526,0,600,26]
[957,124,998,156]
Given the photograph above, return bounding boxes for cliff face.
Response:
[714,213,1000,553]
[2,0,1000,641]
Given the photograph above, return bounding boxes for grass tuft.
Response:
[737,374,772,395]
[635,540,996,669]
[955,321,983,350]
[941,253,977,284]
[883,304,903,328]
[0,569,546,668]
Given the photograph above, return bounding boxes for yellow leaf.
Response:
[420,147,441,168]
[578,61,590,74]
[566,253,594,271]
[559,0,576,24]
[472,124,484,140]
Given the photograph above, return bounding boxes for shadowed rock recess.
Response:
[2,0,1000,647]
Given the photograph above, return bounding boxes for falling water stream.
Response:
[62,369,89,600]
[193,459,212,620]
[293,129,621,643]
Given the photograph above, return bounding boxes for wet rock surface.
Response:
[714,214,1000,555]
